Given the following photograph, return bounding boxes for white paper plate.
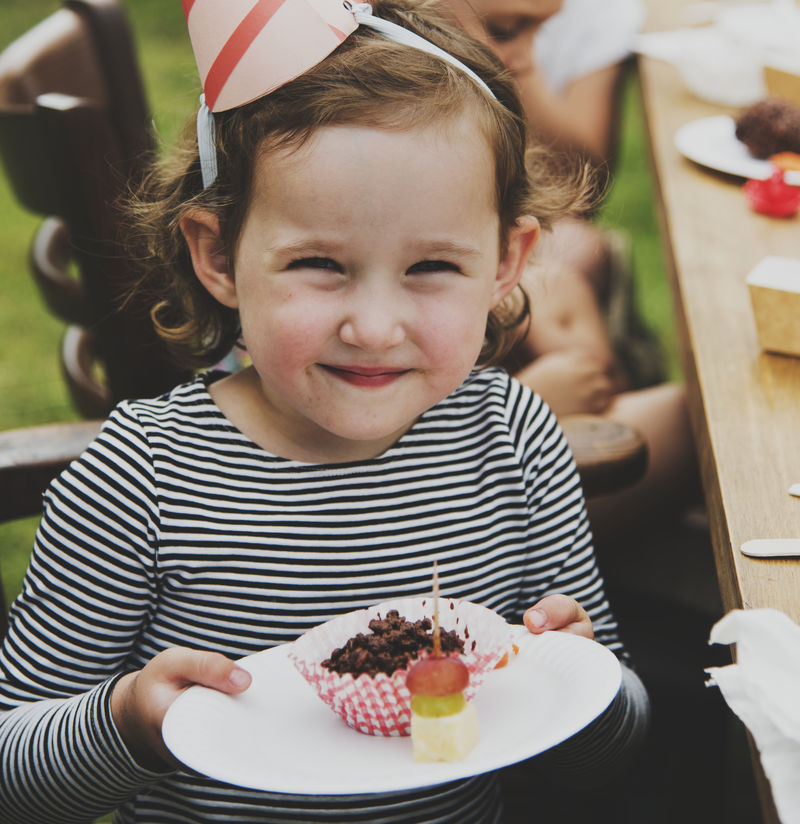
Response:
[162,627,621,794]
[674,115,800,186]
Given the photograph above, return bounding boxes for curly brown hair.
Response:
[124,0,594,370]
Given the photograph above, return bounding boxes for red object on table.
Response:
[744,169,800,217]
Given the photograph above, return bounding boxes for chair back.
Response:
[0,0,190,417]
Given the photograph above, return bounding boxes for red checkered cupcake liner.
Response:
[289,596,512,736]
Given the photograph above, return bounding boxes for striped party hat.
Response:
[183,1,497,186]
[182,0,358,113]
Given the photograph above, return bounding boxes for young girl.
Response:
[0,1,648,821]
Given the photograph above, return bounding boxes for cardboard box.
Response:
[746,257,800,356]
[764,64,800,106]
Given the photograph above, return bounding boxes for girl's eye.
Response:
[407,260,460,275]
[287,257,342,272]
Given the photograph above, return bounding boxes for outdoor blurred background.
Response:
[0,1,678,611]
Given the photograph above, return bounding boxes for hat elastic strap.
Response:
[197,94,218,189]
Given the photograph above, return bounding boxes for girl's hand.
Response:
[110,647,252,771]
[523,594,594,640]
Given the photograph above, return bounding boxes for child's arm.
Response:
[513,351,616,416]
[513,382,624,656]
[0,680,169,823]
[509,380,650,782]
[0,405,186,821]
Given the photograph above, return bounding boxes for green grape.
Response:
[410,693,467,718]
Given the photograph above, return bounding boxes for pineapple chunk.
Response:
[411,702,478,762]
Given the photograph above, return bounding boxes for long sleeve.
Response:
[0,406,169,822]
[509,379,625,656]
[0,679,168,823]
[507,379,650,780]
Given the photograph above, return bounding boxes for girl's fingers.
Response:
[523,594,594,639]
[111,648,252,771]
[157,647,252,694]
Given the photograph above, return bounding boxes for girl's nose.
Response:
[339,288,406,351]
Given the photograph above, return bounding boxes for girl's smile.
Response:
[320,364,411,388]
[184,116,537,463]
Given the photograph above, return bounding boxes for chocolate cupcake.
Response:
[735,98,800,159]
[289,596,512,736]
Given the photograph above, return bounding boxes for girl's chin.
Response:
[304,418,417,457]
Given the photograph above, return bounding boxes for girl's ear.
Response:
[180,211,239,309]
[492,215,540,307]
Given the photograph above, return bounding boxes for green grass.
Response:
[599,74,680,382]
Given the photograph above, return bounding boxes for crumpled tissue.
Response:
[706,608,800,824]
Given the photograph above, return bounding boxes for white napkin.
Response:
[706,609,800,824]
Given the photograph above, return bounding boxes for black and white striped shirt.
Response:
[0,368,647,823]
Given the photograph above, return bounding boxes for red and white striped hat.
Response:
[182,0,358,113]
[183,0,496,185]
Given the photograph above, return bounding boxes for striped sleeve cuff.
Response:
[1,678,172,824]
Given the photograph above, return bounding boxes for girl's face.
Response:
[186,116,537,462]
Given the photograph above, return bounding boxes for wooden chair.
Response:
[0,1,647,638]
[0,0,190,418]
[0,0,192,639]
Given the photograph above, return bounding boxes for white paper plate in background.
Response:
[674,115,800,185]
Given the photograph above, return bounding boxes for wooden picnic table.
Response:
[638,1,800,624]
[637,2,800,820]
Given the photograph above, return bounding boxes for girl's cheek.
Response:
[418,298,488,355]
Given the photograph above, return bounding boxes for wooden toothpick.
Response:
[433,560,441,657]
